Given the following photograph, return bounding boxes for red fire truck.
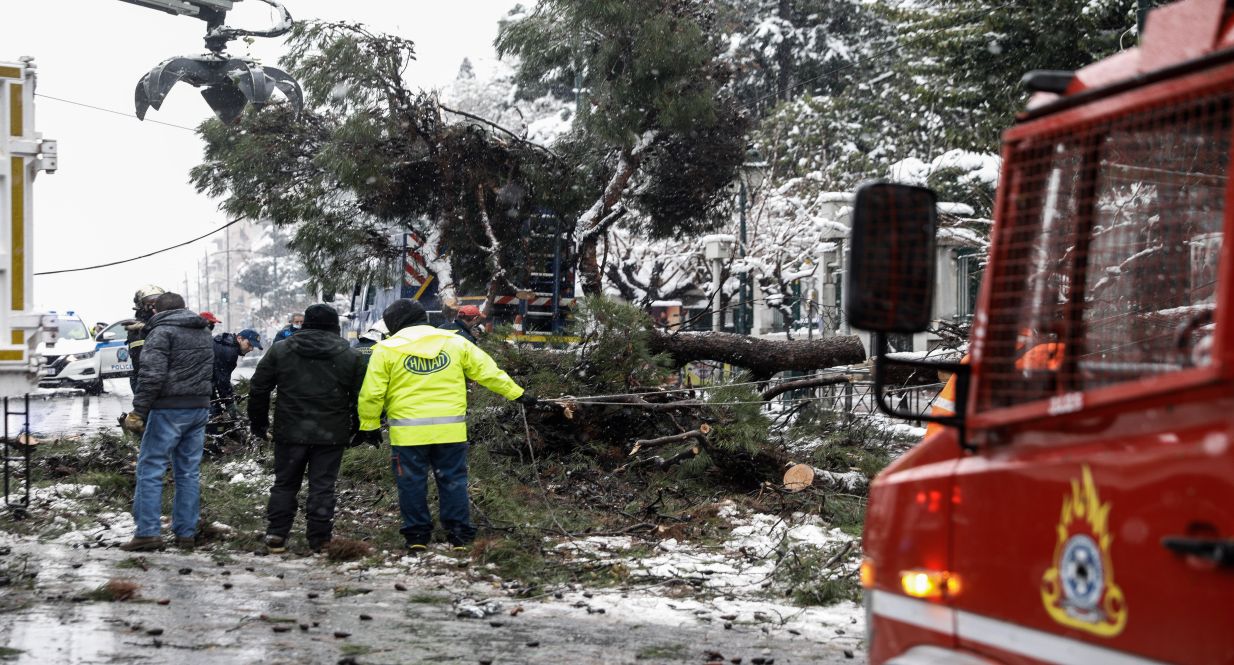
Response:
[847,0,1234,663]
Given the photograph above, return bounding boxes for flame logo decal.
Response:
[1040,466,1127,636]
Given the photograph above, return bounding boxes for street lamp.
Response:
[738,149,767,335]
[703,235,735,332]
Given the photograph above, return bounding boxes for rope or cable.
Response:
[558,393,894,408]
[35,218,246,276]
[520,403,570,537]
[537,368,860,403]
[35,93,198,132]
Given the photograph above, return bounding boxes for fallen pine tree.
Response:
[473,298,884,491]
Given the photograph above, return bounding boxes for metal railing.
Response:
[3,395,31,518]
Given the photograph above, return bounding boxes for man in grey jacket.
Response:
[120,292,214,551]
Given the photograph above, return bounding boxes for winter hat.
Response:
[236,329,264,350]
[199,311,221,325]
[383,299,428,333]
[456,305,483,319]
[302,303,340,332]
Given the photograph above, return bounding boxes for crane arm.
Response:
[115,0,235,18]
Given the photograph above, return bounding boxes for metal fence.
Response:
[677,362,946,427]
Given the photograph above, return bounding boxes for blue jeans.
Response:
[132,408,208,538]
[391,443,474,545]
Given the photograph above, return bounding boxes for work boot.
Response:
[447,534,472,552]
[175,535,196,550]
[405,542,428,557]
[119,536,163,552]
[308,539,330,555]
[264,534,288,554]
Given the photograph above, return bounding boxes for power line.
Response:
[35,218,246,276]
[35,93,198,132]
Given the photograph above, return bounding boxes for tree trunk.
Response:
[648,330,866,379]
[577,132,656,296]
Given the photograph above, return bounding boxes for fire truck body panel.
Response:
[864,436,960,662]
[863,1,1234,662]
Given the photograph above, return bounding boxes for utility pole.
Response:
[225,223,232,329]
[203,249,210,314]
[738,178,749,335]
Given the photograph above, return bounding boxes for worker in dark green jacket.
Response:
[248,304,365,553]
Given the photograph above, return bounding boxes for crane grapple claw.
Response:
[133,54,304,124]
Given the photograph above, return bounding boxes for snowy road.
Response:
[12,367,869,664]
[0,534,866,664]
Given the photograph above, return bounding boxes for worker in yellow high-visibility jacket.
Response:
[357,299,536,554]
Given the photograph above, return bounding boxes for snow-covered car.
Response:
[37,313,99,392]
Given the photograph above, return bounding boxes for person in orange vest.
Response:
[925,355,966,439]
[924,329,1065,439]
[1014,327,1064,371]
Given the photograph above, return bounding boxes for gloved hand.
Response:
[123,412,146,435]
[225,402,241,420]
[350,429,383,448]
[515,392,538,407]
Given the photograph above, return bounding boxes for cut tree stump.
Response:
[782,464,815,492]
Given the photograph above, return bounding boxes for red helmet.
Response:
[457,305,483,319]
[200,311,222,325]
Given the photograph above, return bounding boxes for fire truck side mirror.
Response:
[845,182,939,333]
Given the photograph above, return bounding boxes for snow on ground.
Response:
[218,457,272,487]
[7,481,867,661]
[548,501,864,644]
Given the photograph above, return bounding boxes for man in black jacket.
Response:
[211,328,262,418]
[120,293,214,551]
[248,304,365,553]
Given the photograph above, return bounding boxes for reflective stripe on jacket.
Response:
[924,354,968,440]
[357,325,524,445]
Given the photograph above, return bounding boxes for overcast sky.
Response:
[2,0,515,328]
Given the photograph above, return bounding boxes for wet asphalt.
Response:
[8,375,867,664]
[28,369,254,439]
[0,536,864,665]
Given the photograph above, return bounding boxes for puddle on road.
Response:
[5,604,122,664]
[27,381,132,438]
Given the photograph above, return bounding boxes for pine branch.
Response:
[438,103,563,163]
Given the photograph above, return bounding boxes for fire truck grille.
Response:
[979,89,1229,411]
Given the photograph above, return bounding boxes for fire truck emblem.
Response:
[1040,466,1127,637]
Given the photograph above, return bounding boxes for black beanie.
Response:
[383,299,428,333]
[303,303,340,332]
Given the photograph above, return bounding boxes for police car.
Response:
[36,312,99,392]
[37,314,135,394]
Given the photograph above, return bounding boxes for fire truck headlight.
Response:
[859,557,875,589]
[899,569,961,600]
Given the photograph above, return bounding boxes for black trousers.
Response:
[266,443,345,545]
